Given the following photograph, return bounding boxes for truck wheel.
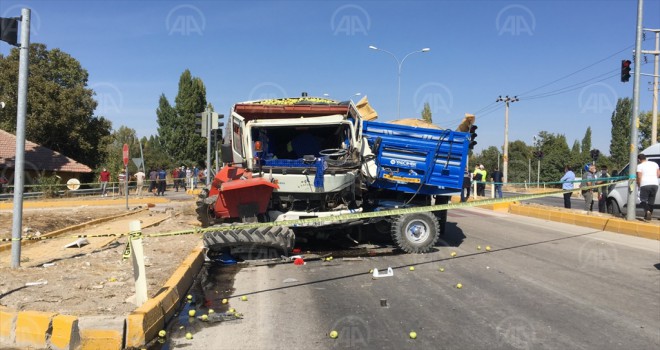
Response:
[203,226,295,255]
[391,212,439,254]
[196,188,213,227]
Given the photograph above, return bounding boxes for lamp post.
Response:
[369,46,430,118]
[496,95,518,184]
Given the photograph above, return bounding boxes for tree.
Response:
[570,140,581,172]
[472,146,500,174]
[581,127,592,162]
[156,70,208,165]
[506,140,533,184]
[609,97,631,170]
[0,43,112,168]
[535,131,570,185]
[639,111,658,149]
[102,126,139,181]
[421,102,432,123]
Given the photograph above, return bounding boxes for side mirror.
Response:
[221,143,233,164]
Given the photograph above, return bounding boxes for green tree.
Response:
[156,69,208,166]
[581,127,592,162]
[421,102,432,123]
[507,140,533,184]
[472,146,500,174]
[570,140,581,172]
[639,110,658,149]
[0,43,112,168]
[536,131,570,185]
[102,126,139,181]
[609,97,631,169]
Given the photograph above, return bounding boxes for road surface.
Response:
[161,207,660,350]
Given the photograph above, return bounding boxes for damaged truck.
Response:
[196,95,473,256]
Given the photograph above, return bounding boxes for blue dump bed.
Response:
[363,121,470,196]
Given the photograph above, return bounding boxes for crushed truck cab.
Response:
[197,96,472,255]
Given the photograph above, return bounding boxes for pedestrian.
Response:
[134,170,146,197]
[461,167,471,202]
[157,167,167,196]
[179,166,187,192]
[193,166,199,188]
[472,165,482,197]
[581,164,596,211]
[186,167,192,189]
[490,167,503,198]
[474,164,487,196]
[560,165,576,209]
[172,167,180,192]
[0,174,8,193]
[596,165,610,213]
[148,168,158,194]
[99,167,110,197]
[118,169,127,196]
[636,154,660,221]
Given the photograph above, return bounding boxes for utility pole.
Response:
[641,29,659,145]
[627,0,644,221]
[496,95,518,184]
[10,8,30,269]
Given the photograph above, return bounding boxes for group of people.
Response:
[98,165,208,197]
[560,164,611,212]
[461,164,504,202]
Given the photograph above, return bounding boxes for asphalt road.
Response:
[162,207,660,350]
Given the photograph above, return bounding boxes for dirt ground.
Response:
[0,200,203,317]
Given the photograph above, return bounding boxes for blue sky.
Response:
[1,0,659,156]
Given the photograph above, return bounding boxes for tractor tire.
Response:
[203,226,295,254]
[433,196,449,236]
[391,212,439,254]
[196,188,215,227]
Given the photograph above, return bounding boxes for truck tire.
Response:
[203,226,295,254]
[391,212,439,254]
[196,188,214,227]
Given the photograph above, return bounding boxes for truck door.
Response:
[231,112,246,164]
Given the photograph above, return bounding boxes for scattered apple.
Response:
[158,330,166,338]
[329,330,338,339]
[409,331,417,339]
[185,332,193,340]
[188,310,195,317]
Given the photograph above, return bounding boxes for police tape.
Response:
[1,182,618,244]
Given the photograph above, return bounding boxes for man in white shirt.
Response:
[134,170,146,197]
[636,154,660,221]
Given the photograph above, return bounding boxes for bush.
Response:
[36,175,63,198]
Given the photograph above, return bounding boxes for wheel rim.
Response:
[405,219,430,243]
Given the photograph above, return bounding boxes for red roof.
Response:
[0,129,92,173]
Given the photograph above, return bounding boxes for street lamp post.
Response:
[496,95,518,185]
[369,46,430,118]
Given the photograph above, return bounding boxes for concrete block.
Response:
[15,310,56,348]
[50,314,80,350]
[0,307,17,345]
[125,298,164,348]
[80,329,123,350]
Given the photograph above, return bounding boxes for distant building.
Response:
[0,129,92,191]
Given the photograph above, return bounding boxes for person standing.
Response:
[490,167,503,198]
[461,167,471,202]
[179,166,187,192]
[636,154,660,221]
[582,165,597,211]
[186,167,192,189]
[560,165,576,208]
[193,166,199,188]
[157,167,167,196]
[172,167,180,192]
[472,165,483,197]
[148,168,158,194]
[99,167,110,197]
[118,170,127,196]
[134,170,146,197]
[596,165,610,213]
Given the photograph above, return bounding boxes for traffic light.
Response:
[590,149,600,162]
[621,60,631,82]
[468,125,478,150]
[195,112,207,137]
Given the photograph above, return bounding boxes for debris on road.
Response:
[25,280,48,286]
[64,238,89,248]
[372,267,393,278]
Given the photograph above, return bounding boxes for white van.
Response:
[606,143,660,218]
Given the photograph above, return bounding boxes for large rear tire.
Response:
[607,199,622,217]
[196,188,215,227]
[391,212,439,254]
[203,226,295,255]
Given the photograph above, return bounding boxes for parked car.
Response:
[607,143,660,218]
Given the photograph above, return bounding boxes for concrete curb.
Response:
[509,204,659,240]
[0,247,206,349]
